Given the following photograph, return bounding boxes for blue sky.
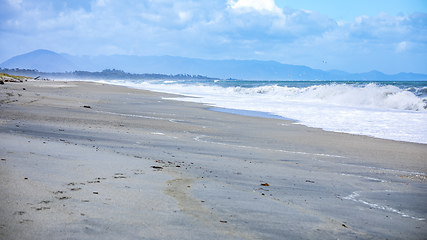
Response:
[0,0,426,74]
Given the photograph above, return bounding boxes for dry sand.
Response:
[1,80,426,239]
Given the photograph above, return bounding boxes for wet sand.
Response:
[1,80,426,239]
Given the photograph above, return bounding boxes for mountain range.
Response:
[1,49,426,80]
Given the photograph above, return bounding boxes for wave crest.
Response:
[234,83,427,111]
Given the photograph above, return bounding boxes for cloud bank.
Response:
[0,0,426,74]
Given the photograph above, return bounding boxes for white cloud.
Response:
[140,12,162,22]
[349,12,413,41]
[396,41,407,52]
[271,9,337,36]
[228,0,282,15]
[5,0,23,9]
[0,0,426,74]
[95,0,109,7]
[178,11,192,22]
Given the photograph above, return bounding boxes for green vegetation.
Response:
[0,72,32,80]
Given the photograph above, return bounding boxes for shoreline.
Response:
[1,80,426,239]
[208,106,427,146]
[93,79,427,145]
[209,107,296,121]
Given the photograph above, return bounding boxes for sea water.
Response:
[99,79,427,144]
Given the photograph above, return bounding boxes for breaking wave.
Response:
[232,83,427,111]
[99,79,427,144]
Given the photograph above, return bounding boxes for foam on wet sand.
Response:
[1,81,426,239]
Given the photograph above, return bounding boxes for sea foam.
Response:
[100,80,427,144]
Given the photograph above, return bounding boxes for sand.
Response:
[1,80,426,239]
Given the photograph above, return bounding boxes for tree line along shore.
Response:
[0,68,221,81]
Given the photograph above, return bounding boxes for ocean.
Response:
[97,79,427,144]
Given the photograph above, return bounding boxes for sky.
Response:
[0,0,426,74]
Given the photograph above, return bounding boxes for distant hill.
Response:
[2,49,427,80]
[0,49,77,72]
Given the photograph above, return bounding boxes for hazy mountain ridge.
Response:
[1,49,426,80]
[1,50,77,72]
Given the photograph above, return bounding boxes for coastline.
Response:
[1,80,426,239]
[104,79,427,144]
[209,107,294,121]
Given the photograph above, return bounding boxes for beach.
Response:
[1,80,426,239]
